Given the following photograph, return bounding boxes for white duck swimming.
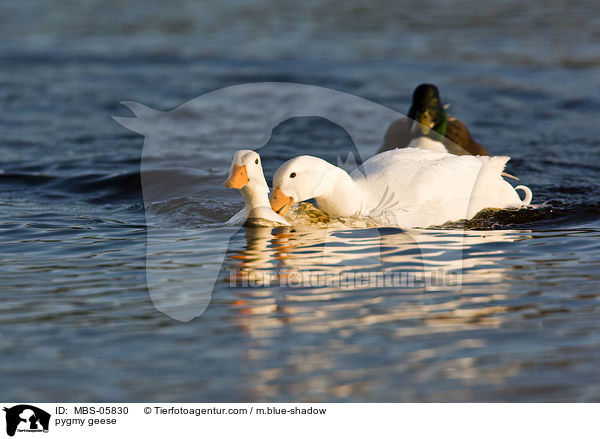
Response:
[223,150,290,226]
[269,147,532,228]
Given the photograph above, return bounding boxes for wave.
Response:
[442,202,600,230]
[0,170,142,204]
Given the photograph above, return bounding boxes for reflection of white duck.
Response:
[223,150,290,226]
[270,147,532,228]
[226,224,530,301]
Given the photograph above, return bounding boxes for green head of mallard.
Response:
[407,84,448,140]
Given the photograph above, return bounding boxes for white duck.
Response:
[269,147,532,228]
[223,150,290,226]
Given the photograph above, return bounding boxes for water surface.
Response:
[1,0,600,402]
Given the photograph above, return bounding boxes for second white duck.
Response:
[269,147,532,228]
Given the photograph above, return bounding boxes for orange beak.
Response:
[270,186,294,215]
[223,164,248,189]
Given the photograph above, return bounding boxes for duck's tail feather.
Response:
[515,185,533,205]
[478,155,511,173]
[501,171,520,181]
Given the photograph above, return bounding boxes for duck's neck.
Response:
[433,109,448,137]
[314,165,364,217]
[240,180,270,212]
[420,111,448,142]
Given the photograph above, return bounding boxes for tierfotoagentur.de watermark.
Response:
[228,268,460,290]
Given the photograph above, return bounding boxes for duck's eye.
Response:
[290,172,296,178]
[255,159,259,164]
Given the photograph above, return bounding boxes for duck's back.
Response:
[350,148,520,226]
[353,148,482,194]
[444,117,489,156]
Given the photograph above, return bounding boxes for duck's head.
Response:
[270,156,335,215]
[408,84,448,139]
[223,150,268,189]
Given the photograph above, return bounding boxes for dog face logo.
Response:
[3,405,50,437]
[113,82,411,322]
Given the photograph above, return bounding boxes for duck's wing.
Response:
[377,117,412,154]
[444,117,489,156]
[356,148,452,216]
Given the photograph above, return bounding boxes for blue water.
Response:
[1,0,600,402]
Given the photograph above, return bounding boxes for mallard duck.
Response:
[223,150,290,226]
[270,148,532,228]
[378,83,488,156]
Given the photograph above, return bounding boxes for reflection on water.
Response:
[186,223,599,402]
[220,224,502,341]
[224,223,528,294]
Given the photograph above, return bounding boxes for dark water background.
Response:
[1,0,600,401]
